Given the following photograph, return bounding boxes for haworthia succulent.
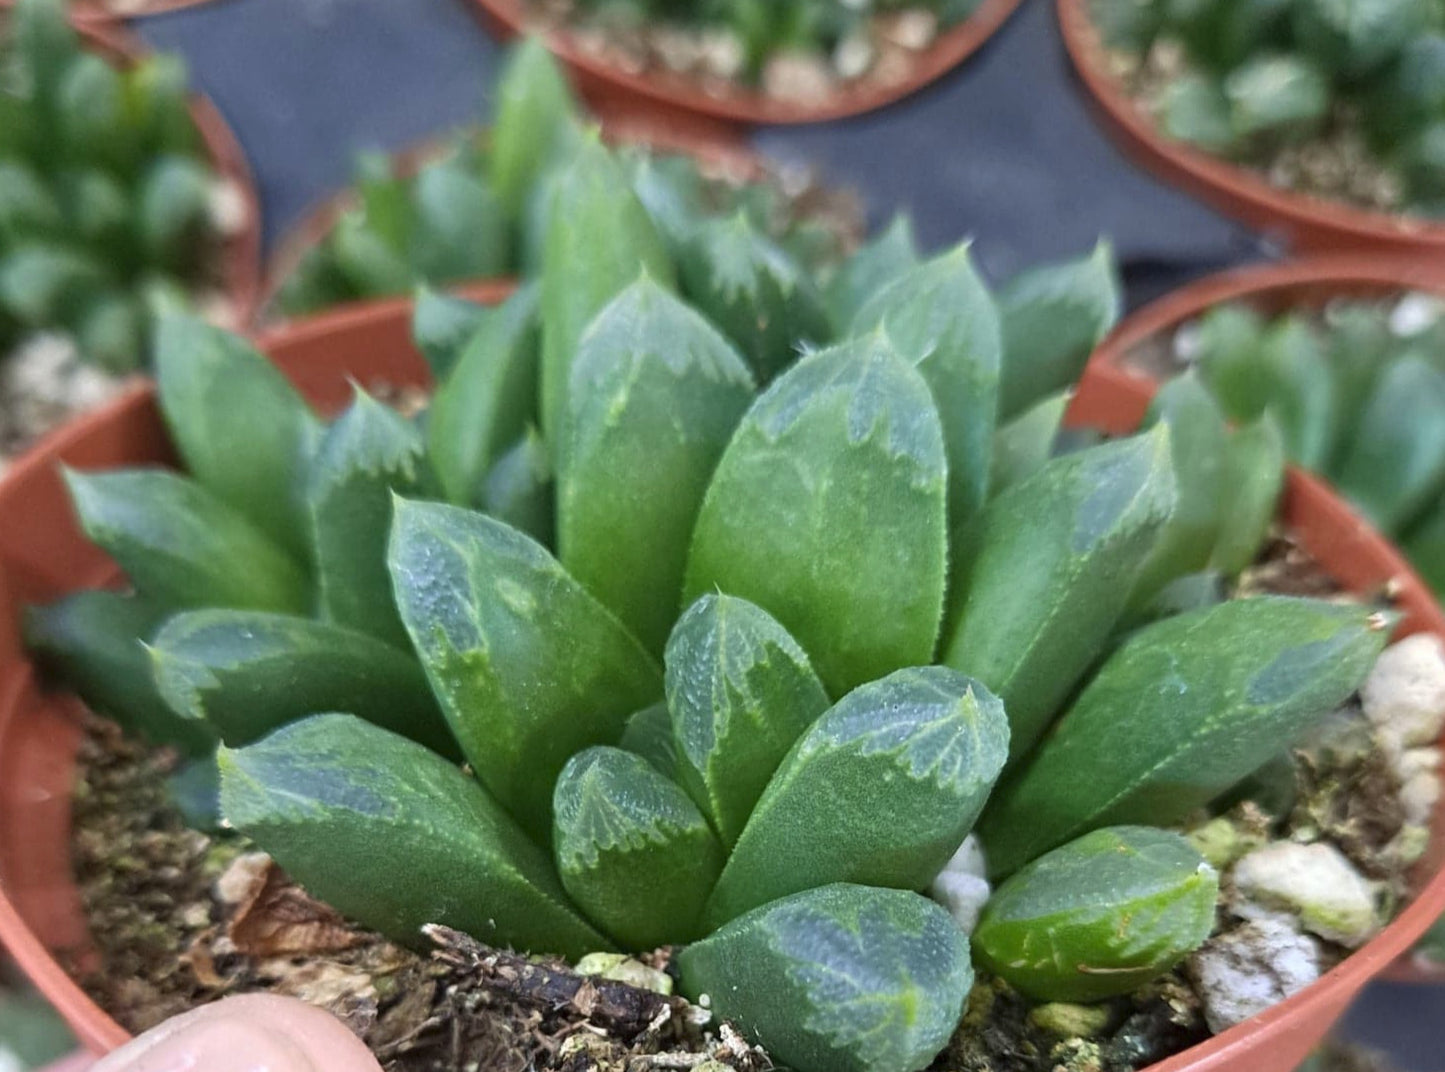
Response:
[558,280,756,654]
[1322,303,1393,469]
[678,212,830,384]
[310,388,436,648]
[943,430,1178,763]
[618,702,679,779]
[553,746,725,949]
[148,610,455,755]
[482,430,555,545]
[996,241,1121,420]
[408,155,510,284]
[1128,374,1229,607]
[973,827,1218,1002]
[1225,55,1330,141]
[664,594,829,849]
[1257,316,1334,470]
[1334,354,1445,534]
[411,287,492,378]
[979,596,1391,876]
[25,591,213,755]
[704,667,1009,928]
[1211,414,1286,576]
[220,713,610,958]
[388,500,662,841]
[539,135,674,447]
[64,469,309,616]
[1293,0,1430,79]
[990,390,1071,495]
[678,884,972,1072]
[850,243,1001,527]
[489,38,580,219]
[823,215,919,333]
[153,316,320,563]
[426,285,540,506]
[1193,303,1269,422]
[685,335,949,696]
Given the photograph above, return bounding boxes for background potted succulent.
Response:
[467,0,1028,126]
[1057,0,1445,256]
[0,0,261,464]
[267,41,859,323]
[0,168,1442,1071]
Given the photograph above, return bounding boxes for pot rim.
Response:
[465,0,1026,126]
[0,4,267,335]
[0,288,1443,1065]
[1055,0,1445,255]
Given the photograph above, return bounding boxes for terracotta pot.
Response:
[261,113,759,320]
[466,0,1026,127]
[0,6,264,332]
[1,287,1443,1067]
[1056,0,1445,258]
[1083,256,1445,988]
[60,0,232,21]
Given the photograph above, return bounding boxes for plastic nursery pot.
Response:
[259,111,761,320]
[0,294,1439,1070]
[466,0,1026,127]
[1055,0,1445,258]
[0,8,265,333]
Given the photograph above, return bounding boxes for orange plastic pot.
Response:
[261,112,760,319]
[1,288,1443,1068]
[0,8,264,331]
[466,0,1025,127]
[1056,0,1445,258]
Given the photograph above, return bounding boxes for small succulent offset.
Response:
[1150,294,1445,595]
[31,192,1390,1072]
[0,0,229,371]
[1092,0,1445,216]
[275,40,846,318]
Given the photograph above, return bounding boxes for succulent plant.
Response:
[0,0,229,372]
[1092,0,1445,215]
[274,40,849,319]
[1148,294,1445,595]
[560,0,983,87]
[29,211,1393,1072]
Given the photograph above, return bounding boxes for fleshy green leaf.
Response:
[411,287,492,378]
[850,242,1002,527]
[490,39,581,219]
[553,746,725,948]
[309,388,436,647]
[1257,315,1334,470]
[996,241,1121,420]
[990,390,1071,493]
[1158,73,1237,153]
[1224,55,1330,142]
[974,827,1218,1002]
[482,430,555,544]
[65,468,309,615]
[0,244,107,325]
[330,208,415,298]
[678,884,972,1072]
[823,215,920,333]
[684,335,948,696]
[150,610,455,755]
[618,701,680,778]
[389,500,662,840]
[1128,373,1229,607]
[24,591,213,755]
[664,594,829,849]
[705,667,1009,928]
[1211,414,1286,576]
[427,285,540,506]
[220,713,610,958]
[1334,353,1445,534]
[944,430,1177,763]
[539,135,675,447]
[155,315,320,563]
[559,279,755,653]
[137,157,212,270]
[1194,303,1269,421]
[979,596,1391,876]
[678,212,831,384]
[1293,0,1433,80]
[408,154,510,283]
[1322,302,1394,468]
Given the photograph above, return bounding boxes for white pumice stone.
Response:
[1230,841,1379,947]
[1360,634,1445,750]
[1189,918,1321,1034]
[931,835,991,934]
